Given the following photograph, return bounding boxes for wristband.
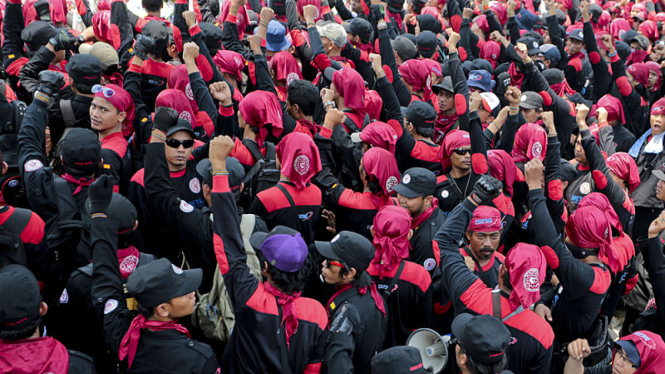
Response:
[608,50,617,57]
[509,106,519,111]
[212,170,228,176]
[260,21,269,27]
[151,131,166,141]
[307,22,316,27]
[34,91,50,104]
[91,213,108,219]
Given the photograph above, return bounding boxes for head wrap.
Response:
[490,1,507,24]
[639,20,660,42]
[605,153,641,194]
[610,19,631,40]
[652,97,665,116]
[297,0,322,21]
[364,89,383,122]
[360,121,398,154]
[437,129,470,171]
[469,206,502,232]
[213,50,246,81]
[505,243,547,310]
[399,60,433,100]
[627,63,651,87]
[646,61,662,91]
[371,205,412,277]
[480,41,501,69]
[270,51,303,101]
[617,331,665,374]
[155,89,197,129]
[92,11,121,49]
[94,84,134,136]
[168,65,200,112]
[333,68,367,120]
[597,94,625,124]
[512,123,547,163]
[362,147,400,207]
[238,91,284,147]
[474,15,490,34]
[421,59,442,78]
[488,149,517,197]
[276,132,322,190]
[565,205,614,264]
[219,0,248,39]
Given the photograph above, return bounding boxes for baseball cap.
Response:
[80,42,120,71]
[126,258,202,308]
[391,36,417,61]
[432,76,453,94]
[344,18,373,44]
[559,159,577,184]
[614,340,641,369]
[85,193,137,233]
[392,167,436,198]
[518,37,541,55]
[21,21,57,52]
[568,29,584,43]
[66,54,102,88]
[480,92,501,117]
[386,0,405,13]
[142,20,170,53]
[0,265,41,332]
[630,34,650,50]
[315,231,375,271]
[516,9,535,31]
[323,66,341,82]
[405,100,437,128]
[467,70,495,92]
[652,162,665,181]
[166,118,196,138]
[519,91,543,110]
[542,68,565,86]
[451,313,511,364]
[416,31,437,58]
[317,20,347,47]
[196,157,245,191]
[60,128,102,174]
[266,20,291,52]
[371,346,428,374]
[249,226,308,272]
[539,43,561,64]
[200,22,224,55]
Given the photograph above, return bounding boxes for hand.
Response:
[463,7,474,18]
[320,88,336,103]
[248,34,263,54]
[231,0,247,8]
[535,303,553,321]
[133,34,156,60]
[260,6,275,22]
[581,0,590,20]
[469,91,482,112]
[505,86,521,106]
[209,136,236,170]
[303,5,319,23]
[648,210,665,238]
[322,209,337,235]
[153,106,180,133]
[567,339,591,360]
[542,111,556,134]
[515,42,529,62]
[595,107,608,123]
[371,0,381,6]
[469,175,502,205]
[369,53,383,73]
[38,71,65,96]
[182,10,198,27]
[464,256,476,271]
[329,303,361,335]
[49,30,78,51]
[447,31,461,49]
[324,108,346,128]
[524,158,544,190]
[490,30,504,44]
[494,107,509,128]
[576,103,590,127]
[209,81,233,106]
[601,34,614,50]
[508,0,517,14]
[182,42,200,62]
[89,174,114,214]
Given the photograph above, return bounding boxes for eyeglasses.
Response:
[92,84,115,98]
[324,259,346,268]
[615,348,637,368]
[453,148,471,156]
[165,138,195,149]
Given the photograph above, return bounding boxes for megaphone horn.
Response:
[406,328,450,374]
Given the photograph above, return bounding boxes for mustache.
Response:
[479,247,495,253]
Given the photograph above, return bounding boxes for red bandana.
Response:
[61,174,94,195]
[119,315,190,369]
[263,282,302,347]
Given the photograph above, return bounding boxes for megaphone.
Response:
[406,328,451,374]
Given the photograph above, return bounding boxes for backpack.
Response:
[240,140,280,207]
[580,57,594,101]
[0,80,27,169]
[193,214,262,342]
[0,207,32,269]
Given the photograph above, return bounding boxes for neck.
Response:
[334,96,347,110]
[302,115,314,123]
[412,204,431,218]
[148,315,175,322]
[450,167,470,179]
[443,107,456,116]
[147,10,161,17]
[580,255,602,265]
[280,173,290,182]
[328,48,342,57]
[29,328,40,339]
[78,92,94,98]
[168,163,186,173]
[98,126,122,140]
[410,130,432,142]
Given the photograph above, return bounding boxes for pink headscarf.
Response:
[238,91,284,147]
[617,331,665,374]
[652,97,665,115]
[92,11,121,49]
[155,89,198,128]
[213,50,246,81]
[646,61,662,91]
[94,84,134,137]
[168,65,200,112]
[565,205,615,265]
[421,59,442,78]
[362,147,400,207]
[610,19,631,40]
[639,20,660,42]
[605,152,641,194]
[474,15,490,34]
[505,243,547,310]
[480,41,501,69]
[597,94,625,124]
[219,1,248,39]
[469,206,502,232]
[297,0,321,21]
[488,149,517,197]
[371,205,412,277]
[398,59,433,100]
[512,123,547,163]
[437,129,470,171]
[490,1,507,25]
[364,89,383,122]
[275,132,322,190]
[269,51,302,82]
[333,68,367,120]
[22,0,66,27]
[360,121,398,154]
[627,63,651,87]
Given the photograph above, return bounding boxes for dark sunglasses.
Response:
[165,138,195,149]
[453,148,471,156]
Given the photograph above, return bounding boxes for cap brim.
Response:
[400,106,408,118]
[250,231,269,251]
[392,183,423,198]
[519,102,539,109]
[432,83,453,94]
[652,169,665,181]
[174,268,203,297]
[324,67,338,82]
[314,241,343,262]
[166,126,196,137]
[451,313,474,343]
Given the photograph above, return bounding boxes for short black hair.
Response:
[142,0,163,12]
[413,124,434,138]
[459,345,509,374]
[71,81,94,95]
[339,267,364,281]
[257,251,313,294]
[0,315,41,341]
[287,80,320,116]
[137,303,156,318]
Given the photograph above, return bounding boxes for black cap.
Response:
[452,313,511,364]
[61,128,102,173]
[517,36,541,55]
[323,66,341,83]
[315,231,375,271]
[519,91,543,110]
[196,157,245,191]
[200,22,223,55]
[392,167,436,198]
[126,258,202,308]
[410,0,426,13]
[386,0,405,13]
[21,21,57,51]
[166,119,197,138]
[371,346,428,374]
[542,68,564,86]
[432,76,453,94]
[391,36,417,61]
[344,18,373,44]
[568,29,584,43]
[86,193,137,233]
[559,158,577,183]
[142,20,170,53]
[405,101,437,128]
[416,14,442,34]
[66,54,102,88]
[0,265,41,332]
[416,31,437,58]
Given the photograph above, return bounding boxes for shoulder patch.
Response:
[104,299,118,314]
[24,159,44,172]
[423,258,436,271]
[189,178,201,194]
[59,289,69,304]
[179,200,194,213]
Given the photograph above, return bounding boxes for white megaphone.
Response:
[406,328,451,374]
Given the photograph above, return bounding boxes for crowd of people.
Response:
[2,0,665,372]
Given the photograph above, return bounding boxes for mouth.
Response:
[91,119,102,127]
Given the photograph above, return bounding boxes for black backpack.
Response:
[240,139,280,205]
[0,207,32,269]
[580,57,594,101]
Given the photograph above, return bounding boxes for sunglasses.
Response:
[165,138,195,149]
[453,148,471,156]
[92,84,115,98]
[324,259,346,268]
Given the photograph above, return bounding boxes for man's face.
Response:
[466,230,500,261]
[397,194,429,216]
[651,44,665,61]
[352,0,364,13]
[166,291,196,318]
[438,90,455,113]
[90,97,123,132]
[651,113,665,135]
[649,70,659,89]
[521,107,540,123]
[574,135,588,164]
[657,180,665,201]
[568,39,584,55]
[321,258,345,284]
[631,41,645,51]
[478,107,493,124]
[536,55,552,69]
[612,348,638,374]
[450,147,471,171]
[164,130,195,170]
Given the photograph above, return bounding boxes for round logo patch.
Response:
[119,255,139,274]
[59,289,69,304]
[385,176,399,192]
[520,94,528,102]
[294,155,310,175]
[179,200,194,213]
[172,264,184,274]
[531,142,543,158]
[179,111,193,124]
[24,159,44,172]
[286,72,300,86]
[234,56,242,66]
[523,268,541,292]
[441,190,449,198]
[423,258,436,271]
[403,174,411,184]
[331,233,341,242]
[104,299,118,314]
[580,182,591,195]
[185,83,194,100]
[189,178,201,194]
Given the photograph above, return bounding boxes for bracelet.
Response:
[324,100,336,109]
[608,50,617,57]
[91,213,108,219]
[260,21,269,27]
[509,106,519,111]
[34,91,50,103]
[307,22,316,27]
[377,20,387,30]
[212,170,228,176]
[151,131,166,141]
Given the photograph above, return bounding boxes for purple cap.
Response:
[249,226,308,272]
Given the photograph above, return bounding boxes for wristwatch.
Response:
[324,101,336,109]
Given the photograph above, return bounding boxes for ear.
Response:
[155,303,170,318]
[424,195,433,206]
[1,161,8,176]
[370,225,375,237]
[262,261,269,273]
[133,220,139,231]
[292,103,301,114]
[407,229,413,240]
[488,115,495,123]
[345,267,357,280]
[39,301,48,316]
[270,69,276,79]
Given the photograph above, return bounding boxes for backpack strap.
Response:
[242,139,267,163]
[276,302,292,374]
[3,208,33,234]
[75,263,94,277]
[382,260,406,299]
[492,289,501,319]
[59,100,77,128]
[276,183,301,232]
[265,142,276,160]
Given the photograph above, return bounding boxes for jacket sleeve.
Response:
[190,70,220,133]
[75,0,95,27]
[322,331,355,374]
[2,0,28,76]
[496,112,518,154]
[196,0,218,23]
[544,135,566,234]
[377,25,412,106]
[221,19,252,60]
[449,51,470,131]
[507,16,521,45]
[583,21,611,99]
[547,15,568,69]
[111,0,138,71]
[332,0,354,20]
[18,47,55,97]
[190,24,226,85]
[644,237,665,336]
[469,110,488,177]
[124,66,153,148]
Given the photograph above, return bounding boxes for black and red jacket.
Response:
[0,205,48,279]
[460,247,505,289]
[100,132,132,196]
[212,174,328,374]
[326,185,398,240]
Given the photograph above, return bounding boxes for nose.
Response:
[483,237,493,247]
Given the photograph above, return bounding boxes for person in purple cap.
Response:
[209,136,327,374]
